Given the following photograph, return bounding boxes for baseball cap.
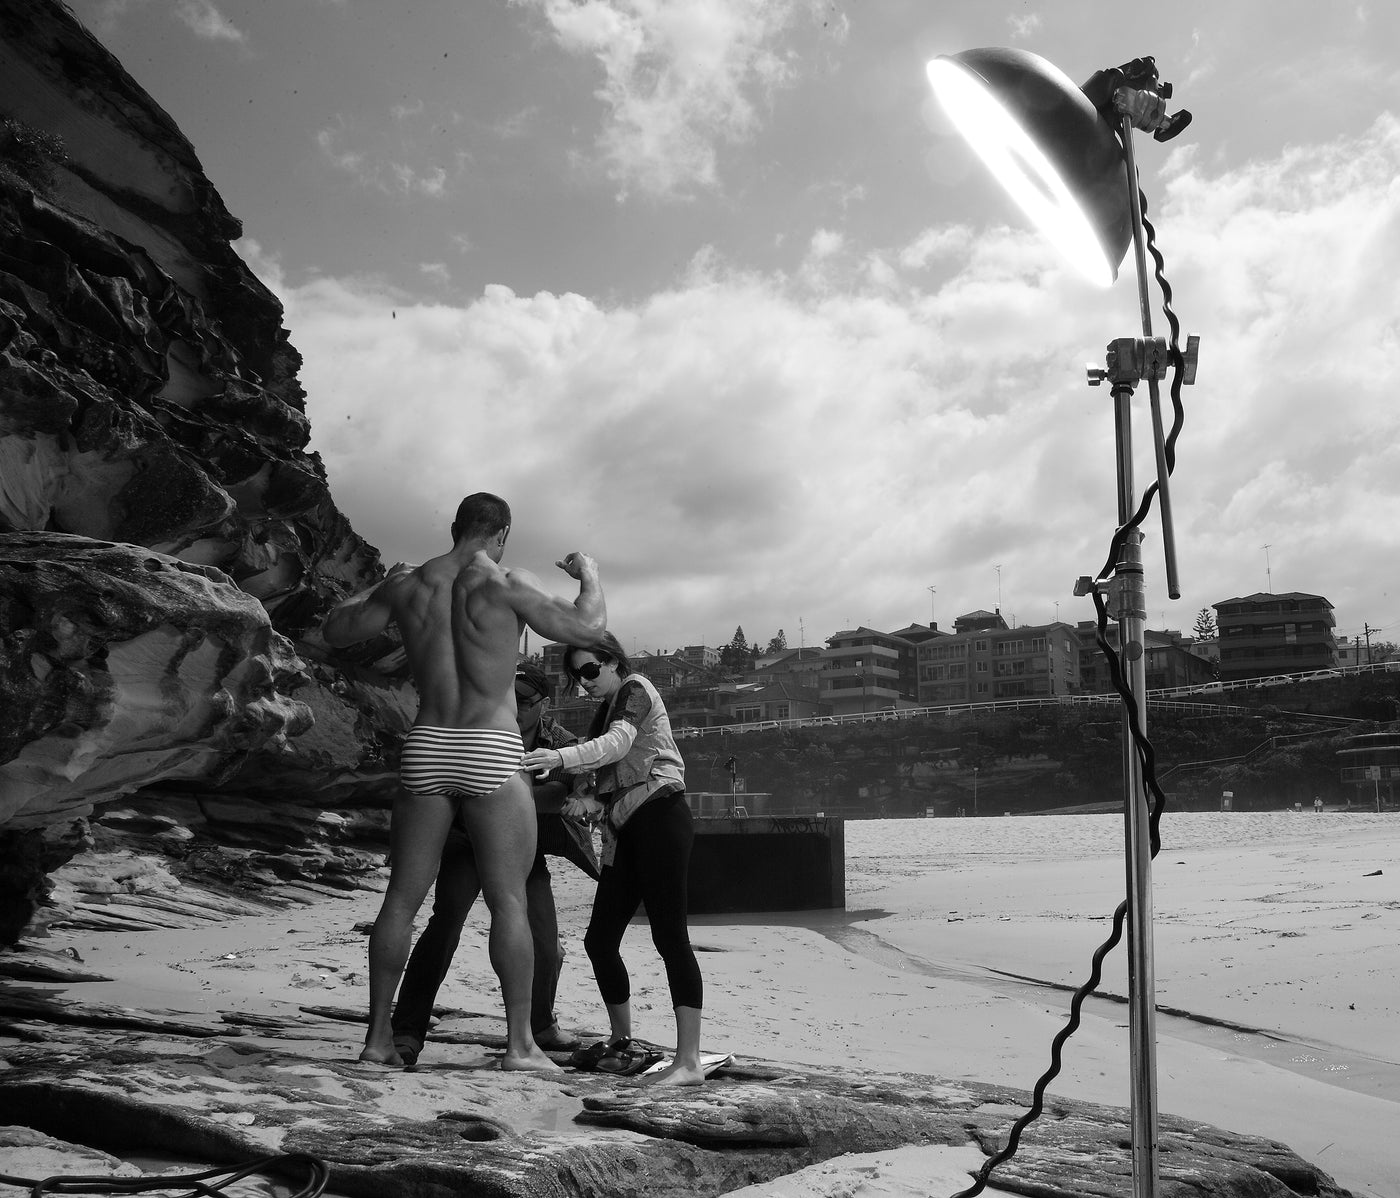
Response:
[515,661,551,700]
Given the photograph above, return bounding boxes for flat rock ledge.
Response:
[0,995,1350,1198]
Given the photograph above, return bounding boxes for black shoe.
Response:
[392,1036,421,1068]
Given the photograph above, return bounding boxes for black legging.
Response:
[584,789,703,1011]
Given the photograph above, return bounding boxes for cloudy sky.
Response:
[71,0,1400,655]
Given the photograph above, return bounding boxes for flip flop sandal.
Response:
[597,1048,666,1076]
[570,1037,629,1071]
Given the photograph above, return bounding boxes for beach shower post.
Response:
[926,49,1197,1198]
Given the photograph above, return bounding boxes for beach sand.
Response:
[20,811,1398,1198]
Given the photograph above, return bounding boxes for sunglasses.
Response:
[515,688,545,706]
[571,660,606,680]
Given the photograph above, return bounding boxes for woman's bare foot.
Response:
[640,1059,704,1087]
[502,1045,564,1072]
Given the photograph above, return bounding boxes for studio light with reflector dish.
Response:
[926,46,1199,1198]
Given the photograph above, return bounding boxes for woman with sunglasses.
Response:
[521,631,704,1085]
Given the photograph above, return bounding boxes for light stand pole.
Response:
[1077,101,1197,1198]
[926,49,1199,1198]
[1107,110,1178,1191]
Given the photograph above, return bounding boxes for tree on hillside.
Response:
[766,629,787,654]
[719,626,749,672]
[1193,608,1217,639]
[1367,639,1398,663]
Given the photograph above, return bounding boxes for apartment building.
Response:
[1077,624,1217,692]
[917,615,1081,705]
[821,627,918,716]
[1213,592,1337,680]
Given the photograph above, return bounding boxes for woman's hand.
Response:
[563,795,605,824]
[521,747,563,775]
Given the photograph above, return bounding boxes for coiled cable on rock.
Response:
[0,1151,329,1197]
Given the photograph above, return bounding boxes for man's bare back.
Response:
[376,550,524,732]
[327,542,604,727]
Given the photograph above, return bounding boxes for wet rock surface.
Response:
[0,995,1354,1198]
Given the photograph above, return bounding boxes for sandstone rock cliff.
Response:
[0,0,411,941]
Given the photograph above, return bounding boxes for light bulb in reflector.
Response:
[926,54,1122,287]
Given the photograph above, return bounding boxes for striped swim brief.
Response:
[400,726,525,799]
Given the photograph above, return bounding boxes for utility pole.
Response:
[1365,623,1381,666]
[927,585,937,625]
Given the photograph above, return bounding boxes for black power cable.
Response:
[948,183,1186,1198]
[0,1151,329,1198]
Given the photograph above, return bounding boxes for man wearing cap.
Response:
[390,661,600,1064]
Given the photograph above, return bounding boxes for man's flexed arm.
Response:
[504,551,605,647]
[322,564,413,647]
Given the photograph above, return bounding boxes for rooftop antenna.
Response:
[927,584,937,624]
[995,564,1003,612]
[1262,544,1273,592]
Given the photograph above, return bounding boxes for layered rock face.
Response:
[0,535,312,829]
[0,0,412,940]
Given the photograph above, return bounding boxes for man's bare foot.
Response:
[534,1023,582,1052]
[640,1060,704,1087]
[358,1043,405,1068]
[502,1046,564,1072]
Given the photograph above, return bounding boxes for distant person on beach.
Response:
[322,492,605,1070]
[388,661,600,1066]
[521,632,705,1086]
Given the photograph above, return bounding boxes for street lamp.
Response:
[927,48,1198,1198]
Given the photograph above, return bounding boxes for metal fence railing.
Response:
[673,662,1389,740]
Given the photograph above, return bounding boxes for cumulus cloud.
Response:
[316,125,451,198]
[249,116,1400,648]
[517,0,814,199]
[1007,13,1043,40]
[175,0,245,43]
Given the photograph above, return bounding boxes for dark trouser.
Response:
[584,789,703,1011]
[391,825,563,1046]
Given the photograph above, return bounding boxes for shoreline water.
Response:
[729,810,1400,1196]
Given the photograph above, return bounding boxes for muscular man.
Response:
[389,662,600,1066]
[322,492,604,1070]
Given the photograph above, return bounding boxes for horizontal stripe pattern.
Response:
[400,726,524,798]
